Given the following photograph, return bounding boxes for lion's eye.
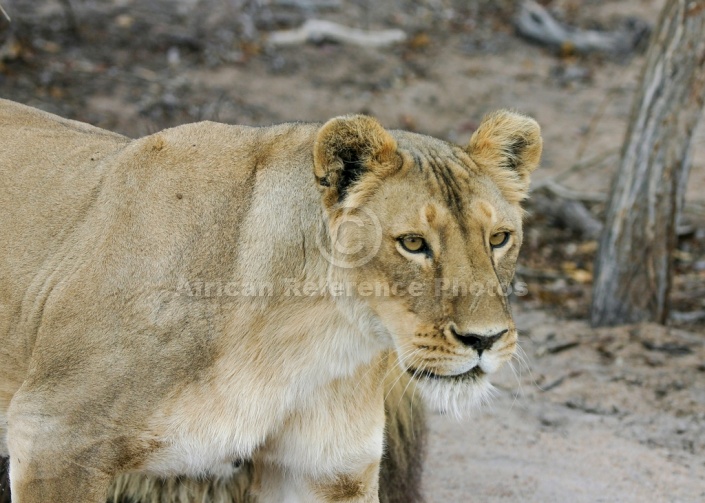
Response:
[489,232,510,249]
[399,236,427,253]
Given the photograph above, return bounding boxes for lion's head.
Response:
[313,111,541,416]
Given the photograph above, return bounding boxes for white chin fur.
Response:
[416,375,495,419]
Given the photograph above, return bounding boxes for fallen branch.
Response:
[540,179,607,203]
[531,184,696,239]
[267,19,406,48]
[515,0,648,54]
[530,155,607,239]
[530,186,604,240]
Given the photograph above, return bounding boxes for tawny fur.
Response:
[0,99,539,503]
[0,363,425,503]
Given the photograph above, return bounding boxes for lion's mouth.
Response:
[406,365,485,381]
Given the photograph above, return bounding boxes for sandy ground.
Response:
[1,0,704,501]
[424,308,705,502]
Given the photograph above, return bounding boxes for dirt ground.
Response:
[1,0,704,501]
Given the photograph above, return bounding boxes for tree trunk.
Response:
[590,0,705,327]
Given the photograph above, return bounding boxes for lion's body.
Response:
[0,99,540,502]
[1,101,387,500]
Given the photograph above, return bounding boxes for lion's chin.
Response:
[413,371,495,419]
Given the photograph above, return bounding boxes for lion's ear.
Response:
[314,115,399,207]
[466,110,542,194]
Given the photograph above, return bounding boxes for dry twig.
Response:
[515,0,647,54]
[267,19,406,48]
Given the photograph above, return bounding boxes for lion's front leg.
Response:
[7,393,118,503]
[255,357,387,503]
[10,456,112,503]
[8,420,112,503]
[256,459,381,503]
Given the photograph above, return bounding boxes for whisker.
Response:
[384,349,423,403]
[393,350,424,416]
[513,344,538,389]
[353,345,416,395]
[405,355,432,426]
[507,360,521,412]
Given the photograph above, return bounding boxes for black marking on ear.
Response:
[337,148,366,200]
[506,136,528,170]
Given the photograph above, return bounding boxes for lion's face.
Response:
[314,111,541,416]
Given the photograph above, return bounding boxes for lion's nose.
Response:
[452,328,508,355]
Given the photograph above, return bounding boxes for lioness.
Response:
[0,99,541,502]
